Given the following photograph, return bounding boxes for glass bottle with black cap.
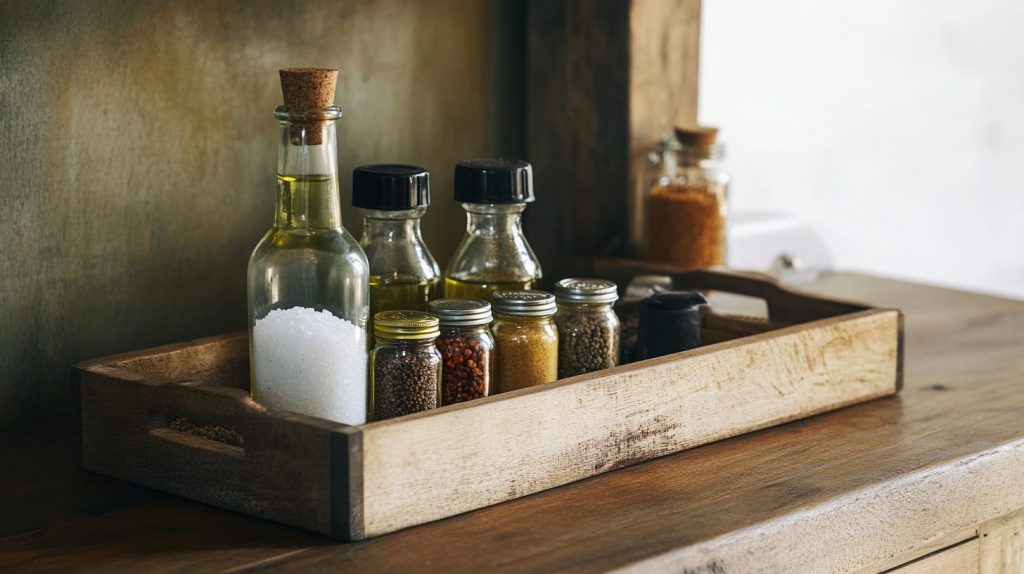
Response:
[353,165,441,327]
[444,159,543,300]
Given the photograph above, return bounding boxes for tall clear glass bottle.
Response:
[643,126,730,269]
[444,159,542,301]
[247,68,369,426]
[353,165,440,327]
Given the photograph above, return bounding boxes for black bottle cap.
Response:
[640,291,708,311]
[635,290,709,361]
[454,159,534,204]
[352,164,430,210]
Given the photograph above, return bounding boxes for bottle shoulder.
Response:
[361,236,441,280]
[445,232,542,281]
[249,227,368,269]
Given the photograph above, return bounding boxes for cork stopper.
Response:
[674,125,719,147]
[279,68,338,144]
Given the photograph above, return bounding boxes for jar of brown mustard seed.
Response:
[428,299,494,406]
[553,278,620,378]
[491,291,558,393]
[641,126,730,269]
[369,311,442,421]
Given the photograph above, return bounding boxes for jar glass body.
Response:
[369,337,441,421]
[248,108,369,426]
[444,203,542,300]
[554,301,620,378]
[491,313,558,393]
[436,323,494,405]
[360,207,441,320]
[642,136,730,268]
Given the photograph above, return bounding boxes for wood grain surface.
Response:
[359,308,898,537]
[885,539,979,574]
[3,272,1024,573]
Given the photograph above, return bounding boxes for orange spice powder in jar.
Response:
[647,182,726,269]
[644,126,730,270]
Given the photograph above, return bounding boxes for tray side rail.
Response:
[72,348,353,537]
[355,307,902,538]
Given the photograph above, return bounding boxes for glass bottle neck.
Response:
[362,209,427,243]
[274,108,343,230]
[463,203,526,236]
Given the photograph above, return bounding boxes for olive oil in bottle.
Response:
[370,275,435,315]
[443,277,534,300]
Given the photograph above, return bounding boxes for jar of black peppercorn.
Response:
[553,278,620,378]
[428,299,494,406]
[369,311,442,421]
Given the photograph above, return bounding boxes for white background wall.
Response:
[700,0,1024,299]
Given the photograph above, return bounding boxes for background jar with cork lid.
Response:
[490,290,558,393]
[643,126,730,269]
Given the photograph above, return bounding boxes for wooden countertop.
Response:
[2,273,1023,573]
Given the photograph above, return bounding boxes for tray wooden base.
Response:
[73,267,902,540]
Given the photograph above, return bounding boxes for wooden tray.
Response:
[72,266,903,541]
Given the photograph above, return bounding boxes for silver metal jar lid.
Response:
[492,290,557,317]
[428,298,493,326]
[554,278,619,304]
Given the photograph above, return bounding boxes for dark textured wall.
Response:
[0,0,525,427]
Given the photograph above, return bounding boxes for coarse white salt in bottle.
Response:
[252,307,367,425]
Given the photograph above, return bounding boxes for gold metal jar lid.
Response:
[373,310,439,340]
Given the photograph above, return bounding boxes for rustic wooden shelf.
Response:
[3,273,1023,572]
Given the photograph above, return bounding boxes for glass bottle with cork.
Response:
[644,126,730,269]
[553,278,621,378]
[429,298,494,405]
[353,164,440,329]
[444,159,543,300]
[490,290,558,393]
[369,311,442,421]
[247,68,370,426]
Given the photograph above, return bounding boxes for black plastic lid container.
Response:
[454,159,534,204]
[635,291,709,360]
[352,164,430,210]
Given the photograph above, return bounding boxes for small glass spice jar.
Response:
[642,126,730,269]
[369,311,442,421]
[491,290,558,393]
[429,299,494,405]
[553,278,620,378]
